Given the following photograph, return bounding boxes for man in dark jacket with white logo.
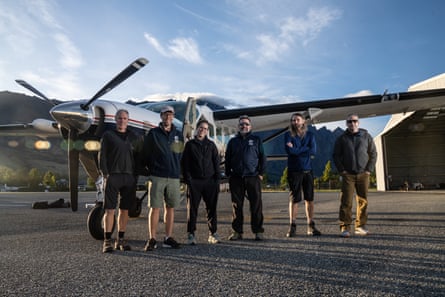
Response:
[225,115,266,241]
[142,105,184,250]
[333,114,377,238]
[182,119,221,245]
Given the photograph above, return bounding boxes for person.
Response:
[284,113,321,237]
[142,105,184,250]
[181,119,221,245]
[225,115,266,241]
[333,114,377,238]
[99,109,141,253]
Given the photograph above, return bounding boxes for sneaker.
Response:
[255,233,264,241]
[115,238,131,251]
[355,226,370,236]
[208,233,220,244]
[186,233,197,245]
[102,239,114,253]
[307,221,321,236]
[340,229,351,238]
[286,223,296,238]
[163,237,181,249]
[144,238,157,251]
[228,231,242,241]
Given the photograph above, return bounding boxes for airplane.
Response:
[0,184,24,192]
[2,56,445,240]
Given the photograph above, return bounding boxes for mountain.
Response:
[0,92,76,181]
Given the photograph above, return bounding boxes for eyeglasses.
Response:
[239,122,250,127]
[347,119,359,124]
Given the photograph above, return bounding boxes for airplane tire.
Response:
[87,204,115,240]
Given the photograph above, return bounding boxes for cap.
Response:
[161,105,174,113]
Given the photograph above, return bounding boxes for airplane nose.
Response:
[50,101,93,133]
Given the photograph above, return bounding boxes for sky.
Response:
[1,0,445,136]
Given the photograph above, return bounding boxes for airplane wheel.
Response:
[129,198,142,218]
[87,204,115,240]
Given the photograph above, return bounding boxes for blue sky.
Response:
[1,0,445,136]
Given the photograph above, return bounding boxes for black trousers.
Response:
[229,176,264,234]
[187,178,219,235]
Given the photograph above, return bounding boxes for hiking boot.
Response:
[228,231,242,241]
[286,223,296,238]
[355,226,370,236]
[144,238,157,251]
[208,233,221,244]
[115,238,131,251]
[102,239,114,253]
[186,233,197,245]
[255,233,264,241]
[307,221,321,236]
[340,227,351,238]
[163,237,181,249]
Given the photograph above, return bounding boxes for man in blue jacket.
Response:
[225,115,266,241]
[333,114,377,238]
[142,106,184,250]
[284,113,321,237]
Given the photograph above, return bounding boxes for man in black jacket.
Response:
[333,114,377,238]
[225,115,267,241]
[182,119,221,245]
[99,109,141,253]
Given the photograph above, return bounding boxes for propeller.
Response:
[15,79,55,105]
[68,129,80,211]
[16,57,149,211]
[80,57,148,111]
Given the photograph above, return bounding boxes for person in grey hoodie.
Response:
[333,114,377,238]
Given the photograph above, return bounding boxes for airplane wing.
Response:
[0,118,60,138]
[213,88,445,132]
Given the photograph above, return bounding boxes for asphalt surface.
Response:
[0,190,444,297]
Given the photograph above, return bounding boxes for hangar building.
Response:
[376,74,445,191]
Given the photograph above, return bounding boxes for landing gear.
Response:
[87,191,147,240]
[87,202,114,240]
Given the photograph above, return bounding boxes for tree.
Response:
[28,168,42,190]
[280,167,288,190]
[43,171,56,189]
[321,160,332,183]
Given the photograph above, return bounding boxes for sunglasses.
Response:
[239,122,250,127]
[347,119,359,124]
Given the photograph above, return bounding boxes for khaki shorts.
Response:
[147,176,180,208]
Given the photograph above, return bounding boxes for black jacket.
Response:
[225,132,266,178]
[333,128,377,174]
[142,124,184,178]
[181,136,220,183]
[99,129,141,176]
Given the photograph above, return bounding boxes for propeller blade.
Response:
[81,57,148,110]
[15,79,55,105]
[68,129,80,211]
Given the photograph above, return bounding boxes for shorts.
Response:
[148,176,180,208]
[287,171,314,203]
[104,174,136,210]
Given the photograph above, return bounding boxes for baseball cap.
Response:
[161,105,174,113]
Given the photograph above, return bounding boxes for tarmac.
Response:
[0,190,444,297]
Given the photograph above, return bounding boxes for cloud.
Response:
[144,33,203,64]
[53,33,83,69]
[345,90,373,97]
[244,6,342,65]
